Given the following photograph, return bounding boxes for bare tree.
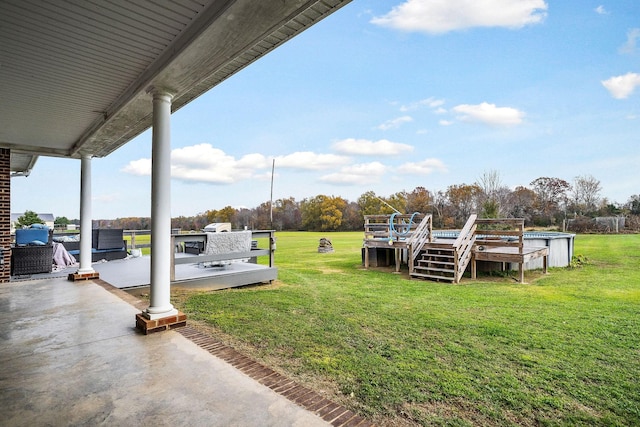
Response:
[571,175,602,215]
[476,170,507,218]
[445,183,481,227]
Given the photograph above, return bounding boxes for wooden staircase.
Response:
[409,214,477,283]
[365,213,541,284]
[411,242,457,282]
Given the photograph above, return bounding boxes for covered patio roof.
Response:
[0,0,351,175]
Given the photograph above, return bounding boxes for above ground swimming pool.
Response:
[432,230,576,269]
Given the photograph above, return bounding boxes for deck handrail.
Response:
[407,214,433,266]
[452,214,477,282]
[363,213,425,241]
[474,218,525,254]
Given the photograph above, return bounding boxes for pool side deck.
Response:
[11,253,278,291]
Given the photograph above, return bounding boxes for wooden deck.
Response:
[363,215,550,283]
[472,245,548,283]
[11,230,278,291]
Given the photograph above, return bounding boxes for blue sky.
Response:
[12,0,640,220]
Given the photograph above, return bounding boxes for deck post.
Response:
[364,244,369,269]
[395,247,400,272]
[518,262,524,283]
[269,232,275,268]
[408,245,414,274]
[170,235,175,282]
[471,253,476,279]
[454,249,459,283]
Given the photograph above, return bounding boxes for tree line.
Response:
[86,172,640,232]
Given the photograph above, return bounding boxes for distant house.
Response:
[10,213,55,234]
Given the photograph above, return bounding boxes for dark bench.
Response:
[62,229,127,262]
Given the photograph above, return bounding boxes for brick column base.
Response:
[68,271,100,281]
[136,312,187,335]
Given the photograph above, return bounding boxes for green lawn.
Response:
[180,232,640,426]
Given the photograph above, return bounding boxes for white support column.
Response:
[144,91,178,320]
[78,155,95,274]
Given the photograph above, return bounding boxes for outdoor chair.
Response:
[61,229,127,262]
[11,226,54,275]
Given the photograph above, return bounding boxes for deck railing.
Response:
[452,214,477,282]
[406,214,433,272]
[363,213,426,242]
[474,218,524,253]
[121,229,275,282]
[169,230,276,281]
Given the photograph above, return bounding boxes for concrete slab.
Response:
[0,277,331,427]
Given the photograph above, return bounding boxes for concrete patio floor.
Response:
[0,276,371,426]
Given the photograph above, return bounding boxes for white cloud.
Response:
[602,72,640,99]
[439,120,454,126]
[371,0,547,34]
[452,102,525,125]
[332,138,414,156]
[319,162,387,185]
[400,97,445,112]
[397,158,448,175]
[274,151,350,170]
[121,158,151,176]
[594,5,608,15]
[619,28,640,55]
[122,144,353,184]
[122,143,269,184]
[171,144,268,184]
[377,115,413,130]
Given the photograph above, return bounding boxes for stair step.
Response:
[422,254,455,260]
[424,252,454,257]
[410,272,455,282]
[414,266,455,274]
[423,251,454,256]
[424,243,455,249]
[418,260,455,267]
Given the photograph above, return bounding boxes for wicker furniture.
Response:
[11,245,54,275]
[11,227,54,276]
[184,241,204,254]
[61,229,127,262]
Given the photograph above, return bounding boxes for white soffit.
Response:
[0,0,352,174]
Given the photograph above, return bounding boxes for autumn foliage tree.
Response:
[507,186,537,224]
[90,174,635,233]
[530,177,571,225]
[445,183,481,227]
[406,186,433,214]
[272,198,301,231]
[300,195,347,231]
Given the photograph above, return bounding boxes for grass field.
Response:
[177,232,640,426]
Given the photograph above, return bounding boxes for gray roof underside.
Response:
[0,0,351,175]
